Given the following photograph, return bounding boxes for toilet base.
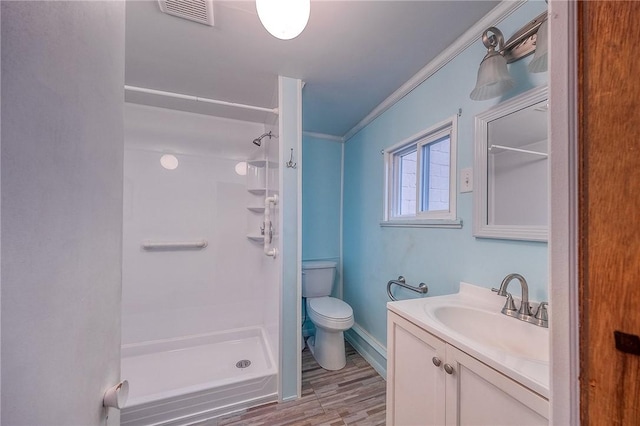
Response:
[307,328,347,370]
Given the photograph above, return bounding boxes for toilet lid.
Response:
[308,297,353,320]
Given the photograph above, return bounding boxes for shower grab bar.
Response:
[142,240,208,250]
[387,276,428,301]
[263,194,278,258]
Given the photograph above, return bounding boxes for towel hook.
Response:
[286,148,297,169]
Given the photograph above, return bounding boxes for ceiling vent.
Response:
[158,0,214,27]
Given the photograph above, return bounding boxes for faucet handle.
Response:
[534,302,548,320]
[531,302,549,328]
[492,288,517,314]
[502,292,518,314]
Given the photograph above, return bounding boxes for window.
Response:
[383,116,459,227]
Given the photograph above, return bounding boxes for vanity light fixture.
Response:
[469,27,515,101]
[470,11,548,101]
[528,17,548,73]
[256,0,310,40]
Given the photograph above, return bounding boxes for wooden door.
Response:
[579,1,640,423]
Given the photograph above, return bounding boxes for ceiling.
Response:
[125,0,499,138]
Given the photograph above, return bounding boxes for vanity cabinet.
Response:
[386,311,549,426]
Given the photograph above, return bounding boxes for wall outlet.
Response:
[460,168,473,193]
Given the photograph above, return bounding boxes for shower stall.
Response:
[120,101,282,425]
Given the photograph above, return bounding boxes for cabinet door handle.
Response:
[444,363,454,375]
[432,357,442,367]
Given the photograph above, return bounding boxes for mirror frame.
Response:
[473,85,548,242]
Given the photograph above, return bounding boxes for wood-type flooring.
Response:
[209,342,386,425]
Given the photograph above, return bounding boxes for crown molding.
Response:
[302,131,344,143]
[343,0,526,142]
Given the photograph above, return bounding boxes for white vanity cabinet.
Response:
[387,311,549,426]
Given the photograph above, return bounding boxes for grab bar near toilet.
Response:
[387,276,428,301]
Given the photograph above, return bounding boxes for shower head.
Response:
[252,131,274,147]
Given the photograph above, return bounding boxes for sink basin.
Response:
[387,282,550,397]
[431,305,548,362]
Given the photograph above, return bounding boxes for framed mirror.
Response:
[473,85,548,242]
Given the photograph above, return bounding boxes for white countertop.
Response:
[387,282,550,398]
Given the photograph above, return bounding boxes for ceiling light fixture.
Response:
[256,0,310,40]
[470,11,548,101]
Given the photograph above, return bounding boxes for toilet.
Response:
[302,261,354,370]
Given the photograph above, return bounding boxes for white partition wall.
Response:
[1,2,125,424]
[278,76,303,401]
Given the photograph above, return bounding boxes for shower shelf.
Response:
[246,158,278,250]
[247,160,278,168]
[247,234,278,242]
[247,188,279,195]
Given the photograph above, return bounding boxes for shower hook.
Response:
[286,148,297,169]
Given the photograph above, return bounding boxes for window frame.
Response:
[391,144,418,218]
[383,115,460,228]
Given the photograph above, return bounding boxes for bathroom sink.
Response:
[387,282,550,397]
[431,305,548,362]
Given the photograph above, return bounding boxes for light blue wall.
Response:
[342,0,549,348]
[301,135,342,338]
[302,136,342,262]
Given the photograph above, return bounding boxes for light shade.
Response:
[470,50,515,101]
[528,19,548,73]
[256,0,310,40]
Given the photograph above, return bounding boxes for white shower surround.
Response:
[122,103,280,422]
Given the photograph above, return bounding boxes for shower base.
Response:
[121,327,277,426]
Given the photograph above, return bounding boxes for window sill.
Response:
[380,218,463,229]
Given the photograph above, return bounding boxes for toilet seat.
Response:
[307,297,354,330]
[308,296,353,319]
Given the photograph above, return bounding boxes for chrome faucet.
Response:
[492,273,548,328]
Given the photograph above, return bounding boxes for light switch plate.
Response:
[460,168,473,193]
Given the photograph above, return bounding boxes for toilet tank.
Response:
[302,261,337,298]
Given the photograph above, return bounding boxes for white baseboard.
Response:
[345,323,387,380]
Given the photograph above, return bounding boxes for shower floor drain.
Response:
[236,359,251,369]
